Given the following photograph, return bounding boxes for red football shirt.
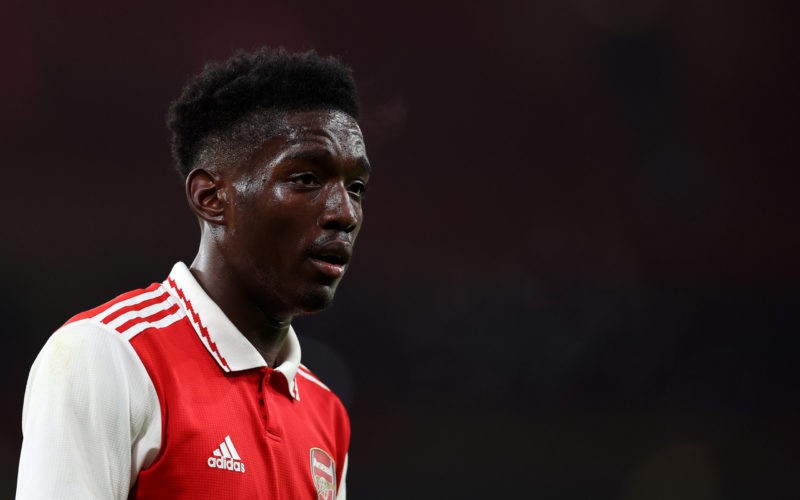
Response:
[17,262,349,499]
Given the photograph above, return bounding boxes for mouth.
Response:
[307,240,352,279]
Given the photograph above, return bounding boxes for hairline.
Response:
[193,106,360,175]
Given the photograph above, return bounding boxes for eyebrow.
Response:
[286,149,372,174]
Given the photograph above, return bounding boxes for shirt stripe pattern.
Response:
[297,365,331,392]
[90,286,186,341]
[165,277,232,372]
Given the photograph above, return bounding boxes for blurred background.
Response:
[2,0,797,498]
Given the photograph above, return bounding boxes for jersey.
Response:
[17,262,349,499]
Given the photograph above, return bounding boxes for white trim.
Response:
[297,369,331,392]
[106,295,176,330]
[122,310,187,341]
[273,326,302,399]
[165,263,267,373]
[336,453,348,500]
[91,288,169,323]
[179,302,230,372]
[164,263,303,400]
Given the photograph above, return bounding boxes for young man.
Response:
[17,48,369,499]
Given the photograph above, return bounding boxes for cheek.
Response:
[231,183,321,252]
[232,184,287,230]
[352,207,365,235]
[238,207,316,261]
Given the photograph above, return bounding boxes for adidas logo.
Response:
[207,435,246,473]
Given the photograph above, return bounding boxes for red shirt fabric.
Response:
[17,262,349,499]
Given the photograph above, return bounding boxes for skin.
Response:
[186,109,370,366]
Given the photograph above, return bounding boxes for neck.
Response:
[189,246,292,368]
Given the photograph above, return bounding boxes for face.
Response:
[219,109,370,316]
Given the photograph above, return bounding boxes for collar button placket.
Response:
[259,367,271,429]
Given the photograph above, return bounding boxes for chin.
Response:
[294,286,337,315]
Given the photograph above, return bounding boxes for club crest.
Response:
[309,447,336,500]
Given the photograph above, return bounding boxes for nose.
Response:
[318,182,359,233]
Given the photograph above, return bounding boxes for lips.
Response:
[307,240,352,279]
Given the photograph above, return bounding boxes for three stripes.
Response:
[92,286,185,341]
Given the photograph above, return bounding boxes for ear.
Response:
[185,168,228,224]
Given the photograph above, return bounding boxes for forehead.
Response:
[283,109,363,143]
[264,109,366,160]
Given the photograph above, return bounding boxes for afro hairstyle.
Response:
[167,47,360,178]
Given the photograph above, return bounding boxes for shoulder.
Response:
[63,282,185,341]
[25,293,163,433]
[20,292,165,499]
[296,363,350,423]
[65,282,165,325]
[296,363,334,392]
[24,313,162,445]
[29,318,152,402]
[28,282,175,402]
[31,282,167,367]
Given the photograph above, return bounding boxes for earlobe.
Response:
[186,168,228,224]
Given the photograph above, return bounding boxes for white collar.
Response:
[164,262,301,399]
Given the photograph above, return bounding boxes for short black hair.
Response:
[167,47,360,178]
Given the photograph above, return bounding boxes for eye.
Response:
[348,181,367,199]
[289,173,319,187]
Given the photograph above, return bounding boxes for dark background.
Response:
[2,1,797,498]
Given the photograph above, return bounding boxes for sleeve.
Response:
[16,319,161,500]
[336,453,348,500]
